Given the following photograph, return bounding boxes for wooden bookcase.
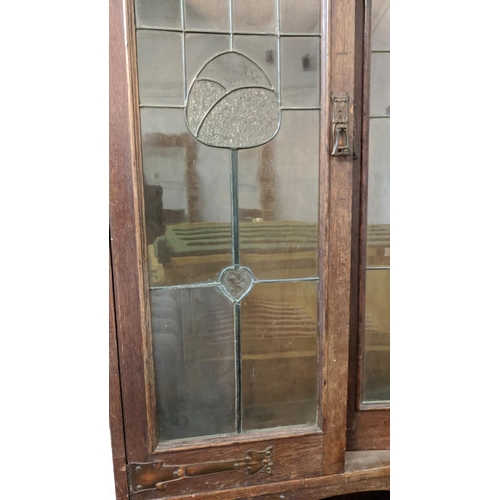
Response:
[110,1,390,498]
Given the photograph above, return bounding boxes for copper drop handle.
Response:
[331,93,353,157]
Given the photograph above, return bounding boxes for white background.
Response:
[1,2,499,499]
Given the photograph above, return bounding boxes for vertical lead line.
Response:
[234,303,242,434]
[229,0,234,50]
[230,150,240,265]
[181,0,187,100]
[230,148,242,433]
[276,0,281,103]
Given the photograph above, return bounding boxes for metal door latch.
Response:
[331,94,352,157]
[129,446,273,494]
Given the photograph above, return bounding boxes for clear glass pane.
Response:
[233,0,277,33]
[367,118,390,267]
[136,31,184,106]
[239,111,319,279]
[281,37,320,107]
[140,107,232,286]
[279,0,320,34]
[152,287,236,441]
[185,0,229,31]
[361,270,390,402]
[241,281,318,431]
[185,33,230,89]
[362,0,390,406]
[372,0,390,51]
[233,35,279,90]
[370,52,390,116]
[135,0,182,29]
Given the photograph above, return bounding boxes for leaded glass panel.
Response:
[135,0,322,441]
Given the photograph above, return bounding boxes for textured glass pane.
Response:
[135,0,182,29]
[152,287,236,441]
[239,111,319,279]
[136,31,184,106]
[140,107,232,286]
[372,0,390,51]
[367,119,390,267]
[281,37,320,107]
[185,33,230,89]
[279,0,320,34]
[197,88,279,149]
[185,0,229,31]
[233,0,277,33]
[186,51,280,149]
[370,52,390,116]
[361,270,390,403]
[233,35,279,91]
[241,281,318,431]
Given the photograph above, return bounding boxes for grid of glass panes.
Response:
[135,0,322,441]
[361,0,390,405]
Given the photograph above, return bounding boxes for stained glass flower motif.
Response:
[186,52,281,149]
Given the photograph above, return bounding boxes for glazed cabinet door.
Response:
[110,0,363,498]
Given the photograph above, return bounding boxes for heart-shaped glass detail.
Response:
[220,266,254,302]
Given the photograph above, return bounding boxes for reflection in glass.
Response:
[280,0,320,34]
[370,53,390,117]
[371,0,390,51]
[135,0,182,29]
[152,287,236,441]
[136,31,184,106]
[239,111,319,279]
[185,33,230,89]
[367,119,390,267]
[241,281,318,431]
[185,0,229,31]
[234,35,279,91]
[140,108,232,286]
[281,37,320,107]
[361,270,390,402]
[233,0,277,33]
[362,0,390,406]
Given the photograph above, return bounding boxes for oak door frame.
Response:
[110,0,367,497]
[346,0,390,451]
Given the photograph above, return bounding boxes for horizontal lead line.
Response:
[139,104,319,110]
[282,107,321,110]
[149,277,319,292]
[371,50,390,53]
[136,27,321,37]
[255,277,319,284]
[370,115,390,119]
[366,267,390,271]
[150,282,218,291]
[139,104,185,108]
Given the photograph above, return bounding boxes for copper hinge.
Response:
[128,446,274,494]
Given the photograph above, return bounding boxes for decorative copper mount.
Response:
[129,446,274,493]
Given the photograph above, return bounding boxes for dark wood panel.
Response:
[346,0,390,451]
[347,412,389,451]
[139,435,324,499]
[110,255,129,500]
[144,451,389,500]
[322,0,361,474]
[110,0,155,461]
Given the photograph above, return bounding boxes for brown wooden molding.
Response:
[150,451,389,500]
[110,253,129,500]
